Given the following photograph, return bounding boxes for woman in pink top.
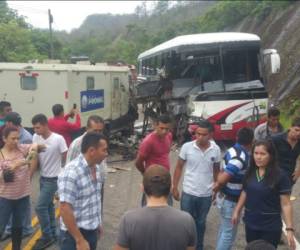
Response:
[0,126,38,250]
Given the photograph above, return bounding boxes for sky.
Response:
[7,1,143,32]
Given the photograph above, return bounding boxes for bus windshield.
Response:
[170,48,261,92]
[139,48,262,92]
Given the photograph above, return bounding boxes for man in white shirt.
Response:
[172,119,221,250]
[31,114,68,250]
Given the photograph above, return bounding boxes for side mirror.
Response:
[263,49,280,74]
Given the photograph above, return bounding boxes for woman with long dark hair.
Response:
[232,140,295,249]
[0,126,39,250]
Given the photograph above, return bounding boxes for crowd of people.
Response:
[0,100,300,250]
[129,108,300,250]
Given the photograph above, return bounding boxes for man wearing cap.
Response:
[0,112,34,241]
[114,165,197,250]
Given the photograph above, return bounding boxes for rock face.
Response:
[233,1,300,105]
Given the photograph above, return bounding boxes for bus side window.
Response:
[20,76,37,90]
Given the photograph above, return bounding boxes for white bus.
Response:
[136,32,280,141]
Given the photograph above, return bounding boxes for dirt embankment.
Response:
[233,1,300,106]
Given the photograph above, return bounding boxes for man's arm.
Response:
[292,155,300,182]
[213,171,232,193]
[65,114,81,132]
[135,154,146,174]
[172,158,185,201]
[29,156,38,179]
[213,162,220,182]
[232,190,246,225]
[60,202,90,250]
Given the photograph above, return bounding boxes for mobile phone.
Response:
[73,103,77,109]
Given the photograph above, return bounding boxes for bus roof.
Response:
[0,62,129,72]
[138,32,260,60]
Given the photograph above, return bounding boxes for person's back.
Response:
[117,206,196,250]
[115,165,196,250]
[48,104,81,146]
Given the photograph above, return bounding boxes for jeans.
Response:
[216,198,239,250]
[60,229,98,250]
[35,176,58,240]
[141,192,173,207]
[0,196,30,236]
[180,192,212,250]
[245,226,281,248]
[4,200,33,236]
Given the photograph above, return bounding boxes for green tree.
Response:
[0,21,41,62]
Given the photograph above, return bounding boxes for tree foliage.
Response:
[0,0,295,64]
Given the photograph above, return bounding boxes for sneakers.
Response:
[32,237,56,250]
[22,231,33,239]
[0,233,10,241]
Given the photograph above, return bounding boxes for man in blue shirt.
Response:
[213,127,254,250]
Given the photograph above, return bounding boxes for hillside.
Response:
[232,1,300,111]
[62,1,300,111]
[1,0,299,112]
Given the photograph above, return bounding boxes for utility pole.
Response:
[48,9,54,59]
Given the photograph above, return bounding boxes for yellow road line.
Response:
[4,207,60,250]
[31,216,39,227]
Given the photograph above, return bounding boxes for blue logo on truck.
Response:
[80,90,104,112]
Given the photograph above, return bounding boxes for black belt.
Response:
[41,176,58,180]
[80,228,98,233]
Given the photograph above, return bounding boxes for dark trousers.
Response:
[60,228,98,250]
[245,226,282,248]
[0,196,30,250]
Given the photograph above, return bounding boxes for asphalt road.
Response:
[1,149,299,250]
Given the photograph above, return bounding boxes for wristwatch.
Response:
[286,227,295,232]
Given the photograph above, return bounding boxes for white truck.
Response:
[0,62,137,134]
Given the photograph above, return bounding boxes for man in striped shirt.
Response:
[58,132,108,250]
[213,127,254,250]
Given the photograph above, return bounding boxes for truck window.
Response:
[113,77,119,89]
[86,76,95,90]
[20,76,37,90]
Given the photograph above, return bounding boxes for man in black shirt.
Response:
[272,117,300,184]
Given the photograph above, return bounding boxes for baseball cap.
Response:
[143,165,171,190]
